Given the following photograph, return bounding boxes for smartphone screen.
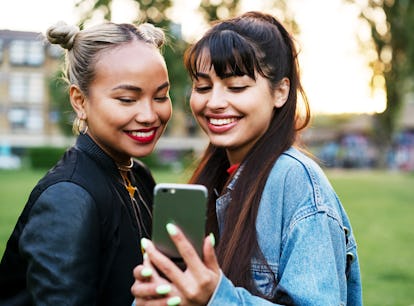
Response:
[152,183,208,260]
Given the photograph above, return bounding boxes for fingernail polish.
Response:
[140,238,149,250]
[166,223,178,236]
[143,253,148,261]
[156,284,172,295]
[167,296,182,306]
[140,267,153,278]
[209,232,215,247]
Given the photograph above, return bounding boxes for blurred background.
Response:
[0,0,413,305]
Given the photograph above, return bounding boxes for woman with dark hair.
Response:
[131,11,362,306]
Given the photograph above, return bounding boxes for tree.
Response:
[347,0,414,165]
[198,0,241,22]
[48,71,73,136]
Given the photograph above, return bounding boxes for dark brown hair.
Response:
[185,11,310,300]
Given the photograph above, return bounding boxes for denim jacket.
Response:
[208,147,362,305]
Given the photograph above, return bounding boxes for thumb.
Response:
[203,233,220,273]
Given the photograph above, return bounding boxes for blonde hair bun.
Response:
[46,21,80,50]
[138,23,165,48]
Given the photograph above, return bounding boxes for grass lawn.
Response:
[328,170,414,306]
[0,168,413,305]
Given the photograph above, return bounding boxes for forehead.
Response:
[91,41,168,86]
[98,41,164,65]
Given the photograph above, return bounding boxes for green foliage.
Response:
[48,71,74,136]
[76,0,114,25]
[162,30,190,116]
[199,0,241,21]
[27,146,66,170]
[347,0,414,165]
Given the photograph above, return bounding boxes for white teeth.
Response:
[209,118,237,126]
[131,130,154,137]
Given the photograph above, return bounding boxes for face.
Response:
[190,57,288,164]
[71,41,171,163]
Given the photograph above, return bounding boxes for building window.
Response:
[28,73,44,103]
[9,73,25,102]
[9,40,44,66]
[9,72,44,104]
[27,41,44,66]
[8,107,43,132]
[8,107,27,129]
[9,40,25,65]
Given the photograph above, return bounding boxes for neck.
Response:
[116,158,134,172]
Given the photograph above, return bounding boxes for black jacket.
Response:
[0,134,155,305]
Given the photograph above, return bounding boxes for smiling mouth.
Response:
[209,117,239,126]
[130,130,155,138]
[126,128,157,143]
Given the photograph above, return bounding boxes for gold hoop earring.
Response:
[73,116,88,135]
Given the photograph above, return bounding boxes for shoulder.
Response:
[31,182,97,217]
[277,147,324,175]
[22,182,98,244]
[265,147,340,212]
[266,147,327,190]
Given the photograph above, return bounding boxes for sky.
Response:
[0,0,386,114]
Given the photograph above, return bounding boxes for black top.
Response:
[0,134,155,305]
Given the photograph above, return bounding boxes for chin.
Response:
[132,147,156,159]
[210,139,233,149]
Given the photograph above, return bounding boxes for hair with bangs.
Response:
[186,29,259,80]
[186,11,310,303]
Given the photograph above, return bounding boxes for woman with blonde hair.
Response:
[0,20,171,305]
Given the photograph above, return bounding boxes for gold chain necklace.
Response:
[116,159,152,238]
[117,158,134,172]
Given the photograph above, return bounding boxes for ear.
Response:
[69,85,87,119]
[273,77,290,108]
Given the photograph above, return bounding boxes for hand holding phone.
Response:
[151,183,208,260]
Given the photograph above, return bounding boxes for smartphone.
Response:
[152,183,208,261]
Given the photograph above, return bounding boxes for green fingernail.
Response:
[156,284,171,295]
[143,253,148,261]
[166,223,178,236]
[167,296,181,306]
[140,238,149,250]
[209,232,215,247]
[140,267,153,278]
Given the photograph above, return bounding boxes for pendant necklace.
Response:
[117,159,151,238]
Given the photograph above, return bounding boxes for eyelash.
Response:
[117,96,169,103]
[118,98,135,103]
[228,86,247,92]
[194,86,211,93]
[154,96,169,103]
[194,86,248,93]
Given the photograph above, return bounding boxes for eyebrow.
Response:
[195,72,210,80]
[112,82,170,92]
[157,82,170,91]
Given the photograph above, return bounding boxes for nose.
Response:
[206,86,228,110]
[135,100,158,125]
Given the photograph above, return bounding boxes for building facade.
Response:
[0,29,68,148]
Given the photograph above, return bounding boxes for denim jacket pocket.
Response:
[251,262,279,297]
